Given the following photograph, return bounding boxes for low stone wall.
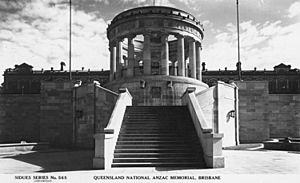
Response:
[0,81,120,148]
[40,82,73,147]
[0,94,40,143]
[237,81,300,143]
[75,84,119,148]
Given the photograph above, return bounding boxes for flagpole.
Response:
[236,0,242,80]
[69,0,72,81]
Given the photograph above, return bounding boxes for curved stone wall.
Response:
[105,75,208,106]
[107,6,204,43]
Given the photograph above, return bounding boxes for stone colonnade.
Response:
[109,32,202,81]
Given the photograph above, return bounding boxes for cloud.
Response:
[0,0,27,14]
[72,10,109,70]
[240,20,300,69]
[202,29,236,70]
[288,2,300,18]
[0,0,109,84]
[1,0,300,85]
[203,18,300,70]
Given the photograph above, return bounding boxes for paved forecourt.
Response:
[0,147,299,174]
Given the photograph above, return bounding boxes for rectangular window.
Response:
[269,79,300,94]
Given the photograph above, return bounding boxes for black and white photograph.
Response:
[0,0,299,182]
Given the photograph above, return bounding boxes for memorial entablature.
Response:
[105,6,208,105]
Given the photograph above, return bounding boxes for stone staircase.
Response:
[112,106,206,168]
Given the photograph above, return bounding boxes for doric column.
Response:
[196,42,202,81]
[127,35,135,78]
[189,38,196,79]
[143,33,151,75]
[176,34,185,76]
[161,34,169,75]
[116,39,123,79]
[109,42,116,81]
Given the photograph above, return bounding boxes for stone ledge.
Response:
[0,142,49,153]
[263,139,300,151]
[106,75,209,88]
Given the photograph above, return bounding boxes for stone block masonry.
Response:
[40,81,73,147]
[237,81,300,143]
[75,84,118,148]
[0,94,40,143]
[0,81,120,148]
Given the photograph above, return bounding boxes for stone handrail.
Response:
[182,87,224,168]
[182,88,212,133]
[93,88,132,169]
[105,88,132,131]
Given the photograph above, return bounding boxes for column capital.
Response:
[174,33,184,39]
[196,41,203,50]
[127,34,136,40]
[116,37,124,42]
[160,33,169,41]
[187,37,195,42]
[109,40,117,48]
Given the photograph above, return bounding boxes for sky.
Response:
[0,0,300,84]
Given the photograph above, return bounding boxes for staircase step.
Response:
[114,148,197,153]
[119,133,179,136]
[110,106,205,168]
[117,136,189,141]
[120,129,176,133]
[119,134,198,137]
[116,140,187,145]
[122,123,173,126]
[118,135,199,140]
[120,127,177,130]
[124,120,166,122]
[114,152,200,158]
[122,127,174,129]
[123,121,174,125]
[112,162,204,168]
[115,144,191,149]
[127,117,160,119]
[113,157,202,163]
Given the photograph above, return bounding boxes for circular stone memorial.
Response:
[104,6,208,105]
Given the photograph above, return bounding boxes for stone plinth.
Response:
[105,75,208,106]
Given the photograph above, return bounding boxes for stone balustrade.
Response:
[182,87,224,168]
[93,88,132,169]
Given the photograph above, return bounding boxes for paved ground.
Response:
[0,144,299,174]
